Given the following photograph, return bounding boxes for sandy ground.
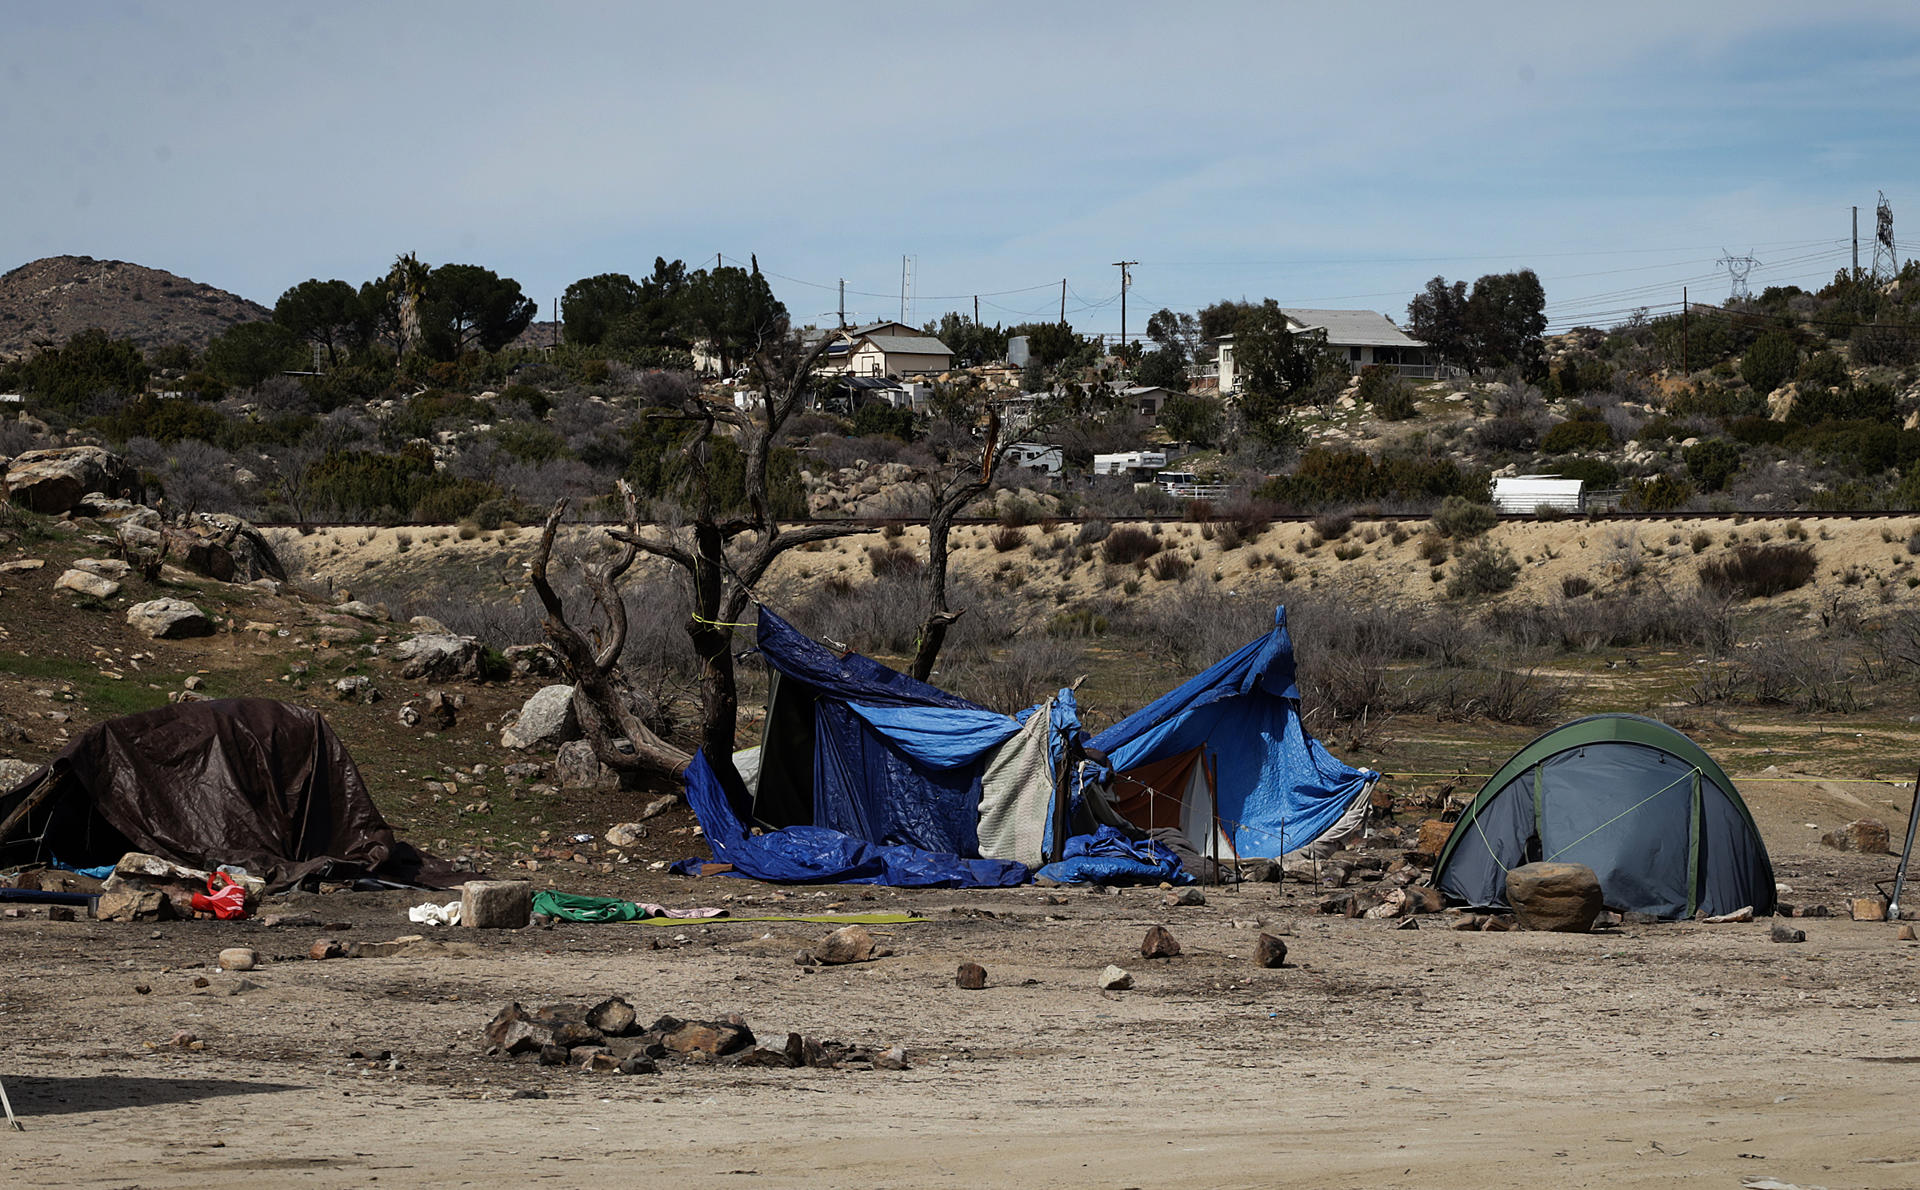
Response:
[3,779,1917,1190]
[271,514,1920,613]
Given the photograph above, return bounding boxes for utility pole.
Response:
[1854,206,1861,280]
[716,253,723,272]
[552,297,558,351]
[973,295,979,325]
[900,255,912,324]
[838,279,845,329]
[1112,260,1136,359]
[1681,286,1688,375]
[1059,279,1066,324]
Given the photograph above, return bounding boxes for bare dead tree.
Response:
[530,485,693,781]
[909,381,1060,681]
[533,334,860,804]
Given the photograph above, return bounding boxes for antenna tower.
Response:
[1717,250,1758,302]
[900,255,913,323]
[1872,191,1898,283]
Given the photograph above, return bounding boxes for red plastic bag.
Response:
[190,870,250,920]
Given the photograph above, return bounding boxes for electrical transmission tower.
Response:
[1872,191,1897,283]
[1717,250,1759,302]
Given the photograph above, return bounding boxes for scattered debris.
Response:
[1704,906,1755,924]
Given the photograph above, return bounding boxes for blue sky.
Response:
[4,1,1914,338]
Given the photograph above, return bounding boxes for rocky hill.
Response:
[0,255,269,359]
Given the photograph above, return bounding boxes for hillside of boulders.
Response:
[0,255,269,359]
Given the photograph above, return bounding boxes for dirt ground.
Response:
[3,779,1918,1190]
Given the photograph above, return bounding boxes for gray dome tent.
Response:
[1433,714,1774,920]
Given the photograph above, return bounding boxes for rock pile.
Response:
[482,1001,908,1074]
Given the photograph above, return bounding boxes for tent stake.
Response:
[1890,764,1920,921]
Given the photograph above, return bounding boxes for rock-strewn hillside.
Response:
[0,255,269,359]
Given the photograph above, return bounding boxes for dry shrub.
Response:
[1560,575,1593,598]
[1073,519,1112,549]
[1184,499,1215,524]
[882,521,905,540]
[1311,512,1352,541]
[988,524,1026,553]
[1698,543,1816,599]
[867,543,922,578]
[1101,526,1162,566]
[1149,552,1192,582]
[1438,667,1568,725]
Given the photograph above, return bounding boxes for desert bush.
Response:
[867,543,922,578]
[940,634,1085,713]
[1741,330,1799,394]
[1735,634,1861,712]
[1046,606,1111,638]
[1073,519,1112,549]
[1690,530,1712,554]
[1446,544,1520,598]
[1101,526,1162,566]
[1541,417,1613,453]
[1625,474,1692,512]
[1148,552,1192,581]
[1698,543,1816,599]
[1311,512,1352,541]
[1560,575,1593,598]
[1184,499,1215,524]
[1475,415,1540,453]
[1432,495,1498,539]
[1438,667,1568,725]
[988,524,1026,553]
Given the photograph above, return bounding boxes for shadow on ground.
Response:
[3,1074,305,1117]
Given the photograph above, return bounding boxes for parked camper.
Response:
[1093,451,1167,479]
[1492,475,1583,515]
[1006,443,1063,476]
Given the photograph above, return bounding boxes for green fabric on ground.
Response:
[530,890,648,922]
[637,912,925,927]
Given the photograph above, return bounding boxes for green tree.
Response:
[421,263,537,358]
[204,321,304,388]
[1008,322,1095,371]
[1465,269,1547,372]
[274,278,369,367]
[1232,300,1325,447]
[1157,393,1223,447]
[1145,307,1202,361]
[1406,276,1472,365]
[1741,330,1799,394]
[561,273,642,347]
[682,256,787,375]
[1197,299,1257,341]
[6,328,149,408]
[926,312,1008,365]
[1684,438,1742,492]
[1133,347,1190,391]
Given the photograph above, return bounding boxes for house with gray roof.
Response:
[1214,308,1432,394]
[805,320,952,377]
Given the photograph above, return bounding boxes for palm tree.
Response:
[386,253,430,356]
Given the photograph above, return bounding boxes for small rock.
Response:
[501,685,578,750]
[54,568,121,599]
[586,996,638,1037]
[1253,933,1289,968]
[1770,924,1807,943]
[309,938,347,960]
[955,962,988,990]
[1164,887,1205,907]
[1140,924,1181,959]
[1851,896,1889,922]
[816,924,880,965]
[873,1045,909,1071]
[1505,861,1603,933]
[47,906,75,922]
[217,947,259,971]
[604,822,648,849]
[422,689,457,731]
[460,880,532,930]
[1416,818,1454,857]
[1898,924,1916,942]
[616,1056,658,1075]
[1098,964,1133,991]
[1822,818,1891,854]
[125,597,212,639]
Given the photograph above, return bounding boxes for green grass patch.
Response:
[0,651,179,717]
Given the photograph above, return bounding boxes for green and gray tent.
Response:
[1433,714,1774,920]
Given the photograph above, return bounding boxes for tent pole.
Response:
[1890,763,1920,920]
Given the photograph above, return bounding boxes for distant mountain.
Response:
[0,255,270,359]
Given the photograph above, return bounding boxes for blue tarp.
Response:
[1088,606,1376,857]
[756,608,1031,857]
[1035,826,1190,885]
[676,750,1029,887]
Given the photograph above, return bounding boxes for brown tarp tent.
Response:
[0,698,456,891]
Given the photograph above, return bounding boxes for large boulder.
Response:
[393,633,487,682]
[126,597,212,640]
[5,447,137,515]
[502,685,579,751]
[54,569,120,598]
[1821,819,1890,854]
[1505,862,1604,933]
[174,514,286,583]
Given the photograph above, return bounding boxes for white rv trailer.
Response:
[1093,451,1168,478]
[1491,475,1584,515]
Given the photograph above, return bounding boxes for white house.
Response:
[807,321,952,378]
[1215,309,1431,394]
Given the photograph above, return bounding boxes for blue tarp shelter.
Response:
[1087,607,1377,862]
[673,609,1068,886]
